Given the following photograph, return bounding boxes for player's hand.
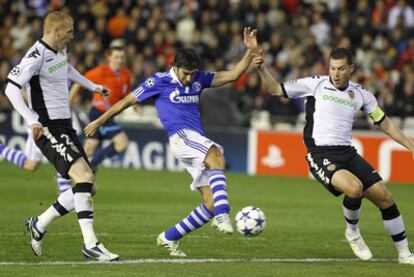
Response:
[31,123,44,140]
[253,49,264,69]
[94,86,111,97]
[84,121,99,137]
[243,27,258,50]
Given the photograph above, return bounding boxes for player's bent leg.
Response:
[25,187,76,256]
[204,147,233,234]
[364,182,414,264]
[157,187,214,257]
[113,131,129,153]
[69,158,118,261]
[84,138,100,160]
[331,170,372,260]
[0,143,28,169]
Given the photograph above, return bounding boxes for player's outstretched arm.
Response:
[211,27,258,87]
[84,93,137,137]
[379,116,414,158]
[67,64,111,96]
[253,49,284,97]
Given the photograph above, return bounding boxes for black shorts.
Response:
[306,146,382,197]
[35,119,91,179]
[89,107,123,140]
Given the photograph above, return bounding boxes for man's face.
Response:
[328,58,354,89]
[108,49,125,70]
[56,20,74,50]
[174,67,197,87]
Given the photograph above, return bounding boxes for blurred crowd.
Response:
[1,0,414,130]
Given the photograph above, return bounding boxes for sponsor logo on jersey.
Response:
[10,66,21,76]
[169,88,200,104]
[192,81,201,92]
[27,48,40,59]
[348,90,355,99]
[322,94,357,110]
[48,59,68,73]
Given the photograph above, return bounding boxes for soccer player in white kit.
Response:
[84,27,258,257]
[253,47,414,264]
[4,11,118,261]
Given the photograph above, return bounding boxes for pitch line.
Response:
[0,258,393,266]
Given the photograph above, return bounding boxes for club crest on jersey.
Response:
[10,66,21,76]
[145,77,155,88]
[348,90,355,99]
[192,81,201,92]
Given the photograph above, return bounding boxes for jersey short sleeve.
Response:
[361,87,385,124]
[131,75,160,103]
[7,47,43,89]
[282,76,325,98]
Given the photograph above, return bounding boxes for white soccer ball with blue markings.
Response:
[235,206,266,236]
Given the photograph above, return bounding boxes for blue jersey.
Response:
[132,68,215,136]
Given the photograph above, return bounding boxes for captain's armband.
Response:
[368,107,385,125]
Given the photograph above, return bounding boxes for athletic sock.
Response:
[36,189,74,233]
[342,196,362,232]
[381,203,410,256]
[0,145,27,168]
[208,169,230,215]
[90,144,117,167]
[164,204,213,240]
[73,182,98,248]
[56,173,72,193]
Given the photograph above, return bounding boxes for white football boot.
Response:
[156,232,187,257]
[211,213,234,234]
[399,253,414,265]
[345,229,373,261]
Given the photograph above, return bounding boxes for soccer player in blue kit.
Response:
[84,27,258,257]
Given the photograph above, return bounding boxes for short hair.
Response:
[172,48,201,70]
[329,48,353,65]
[43,11,73,34]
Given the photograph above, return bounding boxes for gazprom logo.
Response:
[170,89,200,104]
[322,94,357,110]
[48,59,68,73]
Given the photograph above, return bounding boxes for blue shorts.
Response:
[89,107,123,140]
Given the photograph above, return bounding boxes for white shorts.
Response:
[169,129,224,191]
[25,128,44,161]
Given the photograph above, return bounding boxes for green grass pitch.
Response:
[1,162,414,276]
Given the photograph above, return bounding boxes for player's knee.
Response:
[114,134,129,153]
[205,147,226,169]
[23,160,39,172]
[346,181,363,198]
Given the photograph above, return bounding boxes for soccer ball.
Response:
[235,206,266,236]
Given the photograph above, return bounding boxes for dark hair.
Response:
[108,46,124,54]
[329,48,353,65]
[172,48,201,70]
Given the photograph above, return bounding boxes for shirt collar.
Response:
[169,67,183,87]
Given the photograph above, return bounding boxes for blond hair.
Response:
[43,11,73,34]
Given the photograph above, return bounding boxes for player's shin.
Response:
[164,204,213,240]
[381,203,411,257]
[73,182,98,248]
[342,196,362,232]
[208,169,230,215]
[0,144,27,168]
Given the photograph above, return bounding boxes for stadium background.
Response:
[1,0,414,182]
[1,1,414,275]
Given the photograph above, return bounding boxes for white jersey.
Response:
[6,39,71,124]
[282,75,382,148]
